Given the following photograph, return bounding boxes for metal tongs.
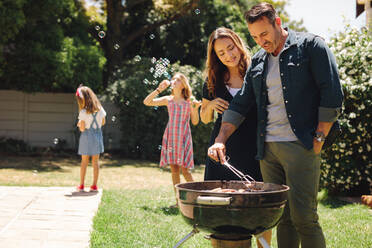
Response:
[223,156,256,186]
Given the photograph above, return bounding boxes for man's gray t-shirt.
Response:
[265,53,297,142]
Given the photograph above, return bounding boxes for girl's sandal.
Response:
[90,185,98,192]
[77,184,84,192]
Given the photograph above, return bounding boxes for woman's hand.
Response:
[208,97,229,114]
[190,99,201,126]
[192,100,202,108]
[157,80,171,92]
[190,97,202,109]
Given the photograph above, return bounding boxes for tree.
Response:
[0,0,105,93]
[84,0,306,87]
[82,0,200,88]
[0,0,27,77]
[263,0,307,32]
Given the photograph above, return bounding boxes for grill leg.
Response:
[173,226,199,248]
[256,234,271,248]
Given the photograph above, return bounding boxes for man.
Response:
[207,2,343,248]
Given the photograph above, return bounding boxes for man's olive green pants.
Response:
[260,141,326,248]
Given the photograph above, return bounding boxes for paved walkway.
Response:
[0,186,102,248]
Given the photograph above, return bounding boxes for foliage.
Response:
[83,0,200,87]
[0,0,306,92]
[84,0,305,87]
[0,0,105,93]
[0,137,33,154]
[321,26,372,195]
[0,0,27,77]
[159,0,258,68]
[105,57,213,164]
[263,0,307,32]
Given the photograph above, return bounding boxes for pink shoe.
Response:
[90,185,98,192]
[77,184,84,191]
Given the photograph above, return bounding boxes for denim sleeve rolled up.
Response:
[222,28,344,160]
[222,73,256,128]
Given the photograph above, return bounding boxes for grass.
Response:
[0,155,371,247]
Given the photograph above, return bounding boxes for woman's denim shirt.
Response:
[223,28,344,160]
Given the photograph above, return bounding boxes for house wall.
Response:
[0,90,122,150]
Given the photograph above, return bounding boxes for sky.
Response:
[285,0,366,40]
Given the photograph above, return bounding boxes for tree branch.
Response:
[121,0,199,48]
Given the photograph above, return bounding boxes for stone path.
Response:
[0,186,102,248]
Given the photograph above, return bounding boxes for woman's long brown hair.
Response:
[76,86,102,114]
[204,27,251,98]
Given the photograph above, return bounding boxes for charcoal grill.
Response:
[173,180,289,248]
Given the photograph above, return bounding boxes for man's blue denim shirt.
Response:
[222,28,344,160]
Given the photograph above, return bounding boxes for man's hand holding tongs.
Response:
[208,142,227,164]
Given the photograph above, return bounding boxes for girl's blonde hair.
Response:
[75,86,102,114]
[204,27,251,98]
[171,72,192,100]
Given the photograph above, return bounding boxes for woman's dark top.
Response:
[203,82,262,181]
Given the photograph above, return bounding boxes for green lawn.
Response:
[0,155,371,247]
[90,188,372,248]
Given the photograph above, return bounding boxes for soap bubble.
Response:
[149,34,155,39]
[95,25,100,31]
[158,145,162,150]
[195,9,200,15]
[151,57,157,64]
[114,44,120,50]
[111,116,116,122]
[53,138,59,145]
[143,79,150,85]
[134,55,141,62]
[121,0,126,6]
[98,31,105,38]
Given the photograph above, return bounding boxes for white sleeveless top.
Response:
[226,86,240,97]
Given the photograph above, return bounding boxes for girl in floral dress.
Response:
[143,72,201,207]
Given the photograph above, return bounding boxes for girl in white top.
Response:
[76,86,106,192]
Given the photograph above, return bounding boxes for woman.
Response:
[200,27,271,248]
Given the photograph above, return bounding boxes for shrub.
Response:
[321,26,372,195]
[0,137,33,154]
[105,57,213,164]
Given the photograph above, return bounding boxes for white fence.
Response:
[0,90,122,150]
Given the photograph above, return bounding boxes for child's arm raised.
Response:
[143,80,171,106]
[190,98,201,126]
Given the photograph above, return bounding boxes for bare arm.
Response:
[190,100,201,125]
[77,120,85,132]
[143,80,171,106]
[208,122,237,163]
[200,98,214,124]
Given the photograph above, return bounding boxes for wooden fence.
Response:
[0,90,122,150]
